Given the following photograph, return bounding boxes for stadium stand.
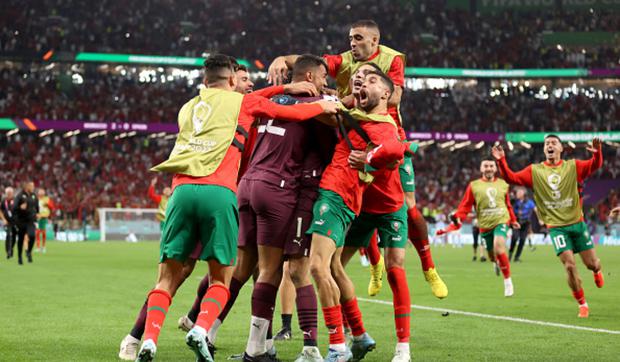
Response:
[1,0,618,68]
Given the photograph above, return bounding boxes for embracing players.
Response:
[268,18,447,301]
[493,135,604,317]
[131,54,336,362]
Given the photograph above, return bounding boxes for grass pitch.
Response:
[1,241,618,361]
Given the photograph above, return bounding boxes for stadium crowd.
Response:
[1,132,618,228]
[1,65,618,133]
[1,0,618,68]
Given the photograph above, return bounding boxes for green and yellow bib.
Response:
[38,196,51,218]
[335,45,405,97]
[532,160,582,227]
[470,178,510,230]
[152,88,244,177]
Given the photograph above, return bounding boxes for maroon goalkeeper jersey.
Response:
[241,95,331,191]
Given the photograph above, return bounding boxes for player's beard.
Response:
[359,94,379,113]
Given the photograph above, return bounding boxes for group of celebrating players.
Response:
[116,19,606,362]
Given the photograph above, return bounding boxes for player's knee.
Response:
[288,260,309,286]
[385,250,405,269]
[310,258,328,281]
[563,260,577,274]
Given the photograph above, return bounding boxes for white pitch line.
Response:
[357,297,620,335]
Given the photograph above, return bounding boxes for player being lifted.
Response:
[132,54,336,362]
[267,19,447,299]
[437,158,519,297]
[493,135,604,317]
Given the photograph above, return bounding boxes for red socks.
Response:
[407,207,434,271]
[496,253,511,279]
[143,289,172,344]
[195,284,230,331]
[342,298,365,337]
[323,305,346,345]
[36,230,41,248]
[572,288,586,305]
[387,267,411,342]
[366,231,382,266]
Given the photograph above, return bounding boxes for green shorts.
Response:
[399,154,415,193]
[37,218,48,230]
[306,189,356,248]
[480,224,509,253]
[345,203,408,249]
[160,184,238,265]
[549,221,594,256]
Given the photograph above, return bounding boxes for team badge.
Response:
[547,173,562,200]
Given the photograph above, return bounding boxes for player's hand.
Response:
[150,177,157,186]
[587,137,602,153]
[20,202,27,210]
[511,221,521,230]
[491,144,505,160]
[283,81,318,97]
[340,94,355,108]
[322,87,338,97]
[315,100,339,115]
[348,150,367,170]
[267,56,289,85]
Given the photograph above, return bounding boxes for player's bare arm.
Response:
[267,54,300,85]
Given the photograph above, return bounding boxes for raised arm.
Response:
[147,181,162,204]
[492,145,533,187]
[575,138,603,182]
[267,55,301,85]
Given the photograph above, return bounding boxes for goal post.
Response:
[98,208,161,242]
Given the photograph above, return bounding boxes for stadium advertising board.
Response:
[506,132,620,143]
[407,132,501,142]
[74,52,251,67]
[404,68,588,78]
[10,119,178,133]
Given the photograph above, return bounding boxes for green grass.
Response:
[1,242,618,361]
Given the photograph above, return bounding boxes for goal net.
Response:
[98,208,161,242]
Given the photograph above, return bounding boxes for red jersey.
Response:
[361,139,417,214]
[172,88,323,193]
[454,178,517,233]
[319,119,402,215]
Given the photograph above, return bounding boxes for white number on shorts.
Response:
[553,235,567,249]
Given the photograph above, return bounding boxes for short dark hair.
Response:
[292,54,328,79]
[367,70,394,96]
[358,62,382,74]
[351,19,380,32]
[481,156,496,163]
[545,134,562,143]
[203,54,235,83]
[236,64,248,72]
